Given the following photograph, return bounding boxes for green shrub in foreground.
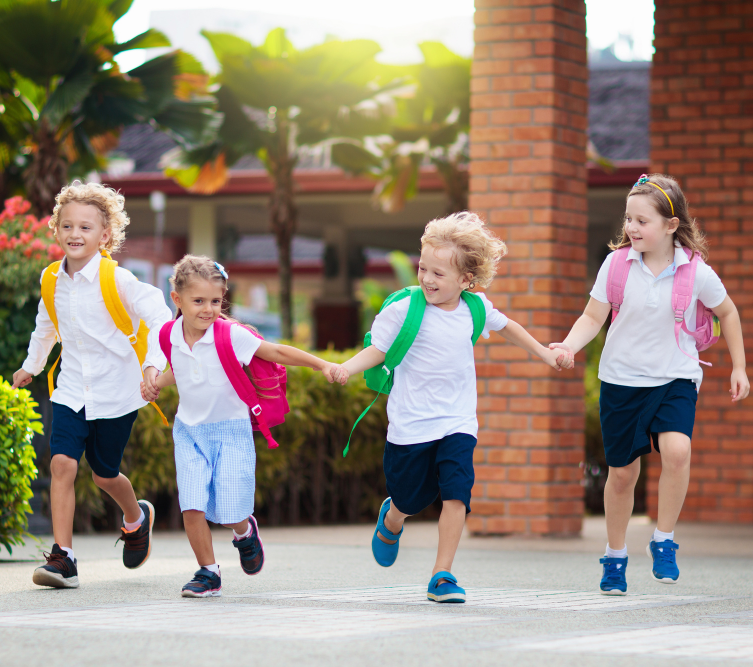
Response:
[0,380,42,553]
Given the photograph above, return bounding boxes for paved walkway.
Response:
[1,517,752,667]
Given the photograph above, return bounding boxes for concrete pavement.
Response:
[1,516,752,667]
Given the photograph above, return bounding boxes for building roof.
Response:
[588,61,650,161]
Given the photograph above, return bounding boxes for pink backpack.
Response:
[606,246,721,367]
[159,317,289,449]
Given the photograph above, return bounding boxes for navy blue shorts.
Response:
[383,433,477,515]
[50,404,138,478]
[600,379,697,468]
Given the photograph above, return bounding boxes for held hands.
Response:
[142,366,162,402]
[548,342,575,370]
[323,362,349,386]
[11,369,33,390]
[730,368,750,402]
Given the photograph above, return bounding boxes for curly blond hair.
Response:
[420,211,507,288]
[48,180,130,254]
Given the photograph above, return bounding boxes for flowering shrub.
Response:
[0,196,64,379]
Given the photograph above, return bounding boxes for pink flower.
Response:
[4,196,31,217]
[48,244,64,260]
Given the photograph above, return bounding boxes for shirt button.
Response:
[85,386,89,391]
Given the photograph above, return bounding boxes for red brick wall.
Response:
[649,0,753,522]
[468,0,588,535]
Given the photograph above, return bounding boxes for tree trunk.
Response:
[268,119,298,340]
[24,120,68,216]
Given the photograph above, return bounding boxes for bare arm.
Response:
[255,341,347,384]
[556,298,612,355]
[341,345,386,376]
[156,368,176,389]
[712,295,749,402]
[497,320,567,370]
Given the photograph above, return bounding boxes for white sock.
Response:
[653,528,674,543]
[605,544,627,560]
[61,546,74,561]
[233,522,252,541]
[203,563,220,575]
[123,508,145,532]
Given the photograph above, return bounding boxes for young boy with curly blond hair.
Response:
[12,181,172,589]
[335,212,567,603]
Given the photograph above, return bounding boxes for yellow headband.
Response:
[646,182,674,217]
[634,175,675,216]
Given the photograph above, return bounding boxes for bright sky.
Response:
[114,0,655,69]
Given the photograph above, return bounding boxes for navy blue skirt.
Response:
[599,379,698,468]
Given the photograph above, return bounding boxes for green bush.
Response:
[74,346,389,529]
[0,380,42,553]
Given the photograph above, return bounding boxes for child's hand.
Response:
[541,347,566,371]
[548,342,574,370]
[141,380,159,402]
[323,362,349,385]
[11,369,32,390]
[143,366,162,399]
[730,368,750,402]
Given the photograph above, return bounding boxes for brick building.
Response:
[469,0,752,535]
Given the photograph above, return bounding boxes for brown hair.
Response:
[610,173,709,261]
[170,254,274,396]
[49,180,129,253]
[420,211,507,288]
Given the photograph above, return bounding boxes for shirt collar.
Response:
[59,252,102,282]
[170,316,216,349]
[626,242,688,268]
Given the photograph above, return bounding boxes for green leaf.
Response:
[108,0,134,21]
[201,30,254,65]
[109,29,171,55]
[260,28,296,59]
[331,142,381,176]
[41,67,94,126]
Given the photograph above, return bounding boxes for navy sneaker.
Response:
[232,516,264,575]
[647,539,679,583]
[32,544,79,589]
[181,568,222,598]
[599,556,628,595]
[118,500,155,570]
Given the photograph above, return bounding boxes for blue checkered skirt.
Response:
[173,417,256,524]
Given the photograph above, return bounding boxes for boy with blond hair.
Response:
[12,181,172,588]
[336,212,567,603]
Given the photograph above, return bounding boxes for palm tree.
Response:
[0,0,216,213]
[162,28,396,340]
[347,42,471,215]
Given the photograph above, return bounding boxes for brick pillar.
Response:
[649,0,753,523]
[468,0,588,535]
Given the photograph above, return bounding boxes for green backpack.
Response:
[344,286,486,456]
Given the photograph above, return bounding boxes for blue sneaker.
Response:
[647,539,679,583]
[181,568,222,598]
[427,571,466,603]
[371,497,403,567]
[599,556,628,595]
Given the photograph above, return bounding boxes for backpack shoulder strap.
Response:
[41,261,62,337]
[99,255,137,345]
[383,287,426,372]
[379,285,417,313]
[214,318,280,449]
[671,248,711,367]
[159,320,176,369]
[606,247,632,321]
[461,291,487,345]
[41,261,62,398]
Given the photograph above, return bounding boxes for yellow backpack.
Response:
[41,250,168,426]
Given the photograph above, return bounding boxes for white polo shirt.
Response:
[591,246,727,388]
[371,292,508,444]
[169,318,261,426]
[23,254,172,419]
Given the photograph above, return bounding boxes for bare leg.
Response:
[604,458,641,550]
[432,499,466,579]
[378,503,409,544]
[656,432,691,533]
[183,510,215,567]
[223,519,251,534]
[50,454,78,548]
[92,472,141,523]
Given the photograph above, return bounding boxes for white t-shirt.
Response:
[370,292,508,444]
[591,246,727,388]
[170,318,262,426]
